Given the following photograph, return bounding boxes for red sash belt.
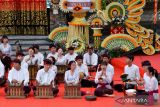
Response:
[148,90,158,95]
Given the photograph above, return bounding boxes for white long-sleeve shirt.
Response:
[64,70,79,85]
[0,60,5,78]
[35,52,44,66]
[47,52,58,60]
[21,61,28,70]
[83,53,98,66]
[76,64,89,79]
[64,53,77,64]
[106,64,114,80]
[50,65,57,75]
[56,55,66,65]
[143,73,150,92]
[95,71,112,89]
[124,64,140,82]
[145,76,159,100]
[0,43,12,56]
[23,55,39,65]
[36,68,56,86]
[8,68,29,86]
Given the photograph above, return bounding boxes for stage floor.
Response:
[0,54,160,107]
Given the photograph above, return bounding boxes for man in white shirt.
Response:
[124,55,140,89]
[6,59,31,95]
[76,55,94,87]
[16,52,28,70]
[64,47,77,64]
[34,59,59,96]
[83,46,98,72]
[0,50,6,86]
[47,44,58,60]
[33,44,44,66]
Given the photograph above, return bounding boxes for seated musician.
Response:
[124,55,140,89]
[0,50,6,86]
[48,56,57,75]
[16,52,28,70]
[6,59,31,95]
[33,44,44,67]
[137,61,152,91]
[23,47,38,65]
[47,44,58,60]
[64,61,79,85]
[40,56,58,74]
[100,54,114,85]
[34,59,59,96]
[75,55,93,87]
[140,61,158,88]
[137,61,159,102]
[64,47,77,64]
[94,62,114,97]
[83,46,98,72]
[0,35,12,71]
[56,48,66,65]
[143,66,159,102]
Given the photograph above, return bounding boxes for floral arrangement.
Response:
[71,39,81,48]
[111,15,126,25]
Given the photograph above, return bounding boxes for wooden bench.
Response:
[6,83,26,99]
[56,65,67,82]
[64,84,81,99]
[34,85,54,99]
[28,65,38,80]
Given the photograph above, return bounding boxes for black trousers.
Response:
[0,78,6,86]
[81,79,97,87]
[94,87,113,97]
[2,56,11,71]
[5,86,31,94]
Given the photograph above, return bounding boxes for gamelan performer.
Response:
[5,59,31,95]
[94,62,114,97]
[34,59,59,96]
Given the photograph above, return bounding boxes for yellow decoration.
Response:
[66,24,88,53]
[96,0,102,10]
[93,28,102,36]
[143,45,155,55]
[104,2,126,22]
[101,34,138,48]
[49,27,68,40]
[59,0,69,12]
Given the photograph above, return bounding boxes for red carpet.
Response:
[0,54,160,107]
